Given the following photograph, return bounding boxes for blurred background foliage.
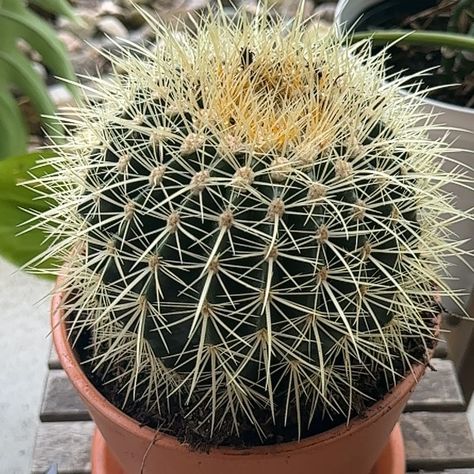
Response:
[0,0,77,158]
[0,0,77,273]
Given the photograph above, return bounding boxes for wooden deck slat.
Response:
[401,412,474,470]
[406,359,465,412]
[31,421,94,474]
[40,371,90,422]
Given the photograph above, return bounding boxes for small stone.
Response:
[16,39,32,56]
[57,31,83,53]
[97,16,128,38]
[48,84,75,108]
[125,8,150,28]
[30,50,42,63]
[98,1,124,16]
[32,62,47,81]
[58,11,96,37]
[120,0,153,5]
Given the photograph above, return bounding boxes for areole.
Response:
[52,288,434,474]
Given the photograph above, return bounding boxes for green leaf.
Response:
[0,88,28,157]
[29,0,77,22]
[350,30,474,52]
[0,1,78,160]
[0,151,56,278]
[0,50,61,137]
[0,8,78,96]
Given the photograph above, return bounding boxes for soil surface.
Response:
[72,305,440,451]
[356,0,474,108]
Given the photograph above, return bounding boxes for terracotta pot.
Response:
[52,290,429,474]
[90,423,406,474]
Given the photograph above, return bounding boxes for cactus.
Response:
[32,5,470,445]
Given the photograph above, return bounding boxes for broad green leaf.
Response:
[0,151,56,278]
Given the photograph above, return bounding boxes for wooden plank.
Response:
[31,421,94,474]
[446,289,474,404]
[49,344,61,370]
[456,290,474,404]
[406,359,465,412]
[402,412,474,470]
[40,370,91,422]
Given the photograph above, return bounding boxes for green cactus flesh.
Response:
[34,7,466,444]
[81,99,416,355]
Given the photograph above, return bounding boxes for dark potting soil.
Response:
[71,303,440,451]
[355,0,474,108]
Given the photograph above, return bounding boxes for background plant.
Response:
[0,151,57,274]
[347,0,474,105]
[0,0,77,158]
[32,5,470,445]
[0,0,77,272]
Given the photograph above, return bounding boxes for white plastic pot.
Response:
[335,0,473,314]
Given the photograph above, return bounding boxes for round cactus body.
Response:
[34,5,468,444]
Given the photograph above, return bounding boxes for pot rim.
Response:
[51,286,429,456]
[334,0,474,117]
